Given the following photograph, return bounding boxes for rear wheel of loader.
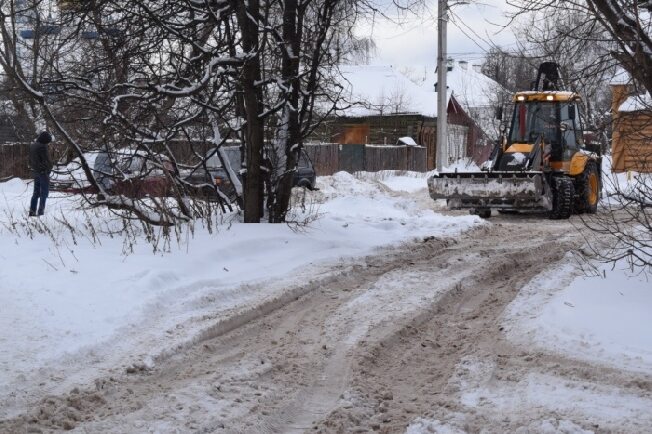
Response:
[575,161,599,214]
[471,208,491,218]
[549,176,574,219]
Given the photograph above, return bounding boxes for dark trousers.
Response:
[30,173,50,215]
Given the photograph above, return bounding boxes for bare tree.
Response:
[0,0,421,226]
[0,0,244,225]
[231,0,406,223]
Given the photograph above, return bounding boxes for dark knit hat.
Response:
[37,131,52,144]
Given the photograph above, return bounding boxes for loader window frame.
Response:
[509,101,560,145]
[560,103,580,152]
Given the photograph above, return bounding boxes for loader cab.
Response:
[506,92,584,165]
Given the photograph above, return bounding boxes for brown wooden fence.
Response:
[0,141,204,180]
[1,141,428,179]
[1,143,71,179]
[0,144,28,179]
[407,146,427,172]
[304,143,427,175]
[366,145,404,172]
[364,145,428,172]
[303,143,339,176]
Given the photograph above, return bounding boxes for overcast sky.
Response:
[357,1,518,68]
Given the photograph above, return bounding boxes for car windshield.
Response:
[207,147,241,170]
[93,150,168,176]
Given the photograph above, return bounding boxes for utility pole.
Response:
[436,0,448,172]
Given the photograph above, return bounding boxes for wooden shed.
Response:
[611,83,652,173]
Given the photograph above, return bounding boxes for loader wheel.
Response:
[471,208,491,218]
[549,176,574,220]
[575,161,599,214]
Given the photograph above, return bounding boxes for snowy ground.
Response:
[0,171,479,418]
[504,258,652,373]
[407,257,652,434]
[2,165,651,433]
[406,157,652,434]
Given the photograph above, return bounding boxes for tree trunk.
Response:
[234,0,264,223]
[270,0,301,223]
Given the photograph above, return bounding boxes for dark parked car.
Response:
[294,150,317,189]
[185,146,317,202]
[183,147,241,202]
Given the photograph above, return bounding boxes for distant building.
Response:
[432,60,509,142]
[310,62,504,170]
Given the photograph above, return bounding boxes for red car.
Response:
[51,149,175,198]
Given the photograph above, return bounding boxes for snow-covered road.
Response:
[1,171,651,433]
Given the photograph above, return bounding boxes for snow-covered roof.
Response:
[610,68,631,86]
[335,62,505,139]
[618,93,652,112]
[429,61,506,139]
[420,60,505,112]
[337,65,437,117]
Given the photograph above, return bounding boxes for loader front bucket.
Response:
[427,171,551,211]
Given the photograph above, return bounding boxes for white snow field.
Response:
[504,258,652,373]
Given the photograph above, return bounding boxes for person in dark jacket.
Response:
[28,131,54,216]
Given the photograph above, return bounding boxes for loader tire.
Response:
[549,176,574,220]
[470,208,491,218]
[575,161,599,214]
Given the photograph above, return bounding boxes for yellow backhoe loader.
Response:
[428,62,602,219]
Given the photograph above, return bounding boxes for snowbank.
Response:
[500,157,650,371]
[446,158,481,173]
[502,257,652,373]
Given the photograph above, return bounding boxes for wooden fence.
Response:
[303,143,339,176]
[0,143,28,179]
[364,145,427,172]
[1,142,428,179]
[304,143,427,176]
[0,143,70,179]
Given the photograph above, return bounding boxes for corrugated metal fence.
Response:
[1,142,427,179]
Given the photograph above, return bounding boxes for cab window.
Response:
[509,102,558,144]
[560,104,579,151]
